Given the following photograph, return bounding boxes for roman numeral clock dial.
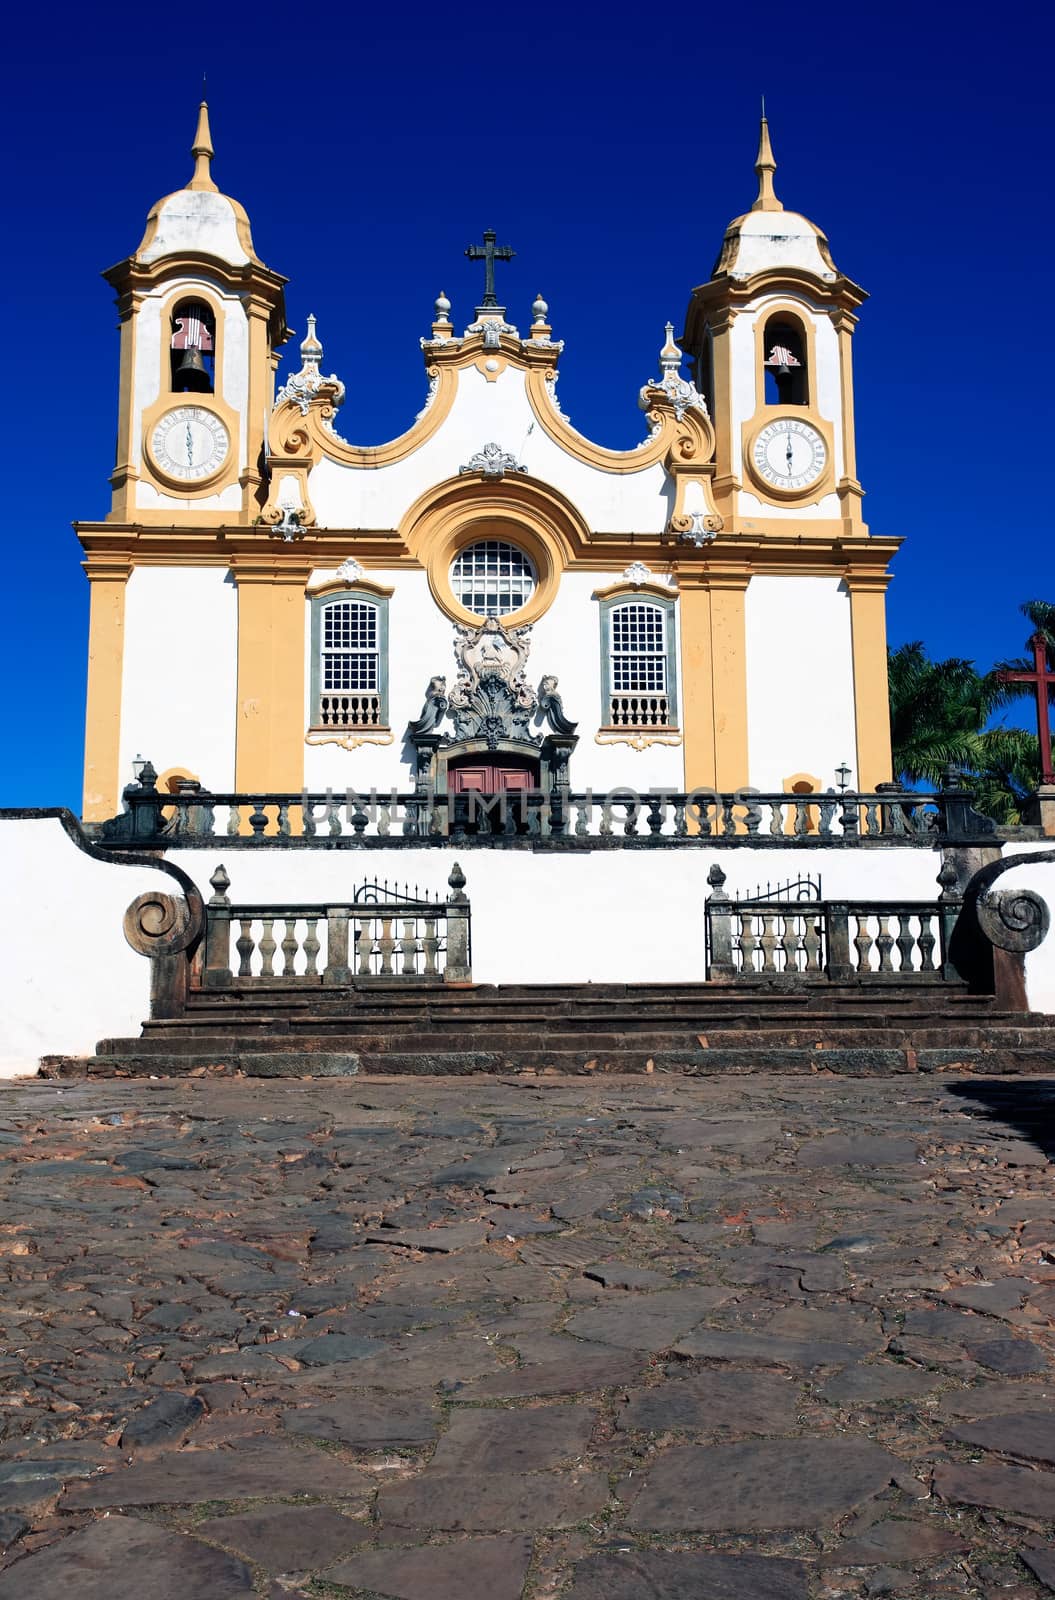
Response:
[148,405,230,485]
[751,418,827,493]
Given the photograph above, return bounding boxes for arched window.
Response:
[600,595,678,729]
[310,592,389,731]
[170,299,216,393]
[762,315,808,406]
[450,539,536,618]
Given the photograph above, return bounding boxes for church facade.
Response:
[78,105,896,823]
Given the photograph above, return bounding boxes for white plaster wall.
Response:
[0,818,178,1075]
[309,363,671,535]
[120,567,237,791]
[300,567,684,795]
[171,843,942,987]
[745,575,856,791]
[131,296,162,468]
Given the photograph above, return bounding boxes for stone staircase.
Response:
[48,981,1055,1078]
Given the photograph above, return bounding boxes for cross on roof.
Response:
[998,631,1055,785]
[465,229,514,309]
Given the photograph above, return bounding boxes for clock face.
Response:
[751,418,827,492]
[149,406,230,483]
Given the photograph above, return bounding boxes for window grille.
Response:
[604,599,676,728]
[451,540,536,617]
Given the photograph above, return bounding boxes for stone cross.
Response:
[465,229,514,308]
[998,631,1055,784]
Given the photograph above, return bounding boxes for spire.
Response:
[188,99,218,193]
[752,102,782,213]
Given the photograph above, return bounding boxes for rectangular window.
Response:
[312,595,388,730]
[602,598,677,729]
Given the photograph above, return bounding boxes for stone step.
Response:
[60,1040,1055,1079]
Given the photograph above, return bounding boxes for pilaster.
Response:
[82,556,132,821]
[679,568,751,792]
[232,561,312,794]
[846,570,893,790]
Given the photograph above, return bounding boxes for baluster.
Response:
[400,918,420,975]
[781,912,800,973]
[818,794,836,837]
[236,919,256,978]
[429,801,445,837]
[646,796,663,835]
[864,800,880,835]
[303,918,321,977]
[803,915,822,975]
[281,918,298,977]
[917,914,937,972]
[403,796,420,838]
[875,916,894,973]
[526,798,542,837]
[350,801,368,837]
[760,912,779,972]
[303,801,317,838]
[694,801,715,837]
[378,804,391,838]
[575,799,590,837]
[199,798,216,839]
[744,797,762,835]
[769,801,784,836]
[377,917,396,975]
[258,918,276,977]
[622,801,638,837]
[854,915,874,973]
[720,798,737,836]
[839,796,860,838]
[794,799,809,837]
[326,798,341,837]
[277,801,291,838]
[226,803,241,837]
[673,800,687,837]
[422,916,439,976]
[738,911,758,974]
[896,912,916,973]
[324,907,352,985]
[356,919,374,976]
[249,799,268,838]
[599,803,613,837]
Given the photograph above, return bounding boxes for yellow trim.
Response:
[232,561,311,793]
[307,575,395,600]
[267,364,458,474]
[399,475,587,627]
[743,409,835,503]
[305,729,395,751]
[595,729,682,750]
[678,571,751,793]
[524,367,714,475]
[82,559,131,822]
[846,575,893,790]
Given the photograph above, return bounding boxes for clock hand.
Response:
[186,423,194,467]
[785,429,794,473]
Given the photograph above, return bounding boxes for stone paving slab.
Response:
[0,1072,1051,1598]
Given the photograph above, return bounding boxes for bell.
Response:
[174,344,211,392]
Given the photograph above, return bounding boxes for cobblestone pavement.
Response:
[0,1073,1053,1599]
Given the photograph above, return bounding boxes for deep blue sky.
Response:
[4,1,1051,808]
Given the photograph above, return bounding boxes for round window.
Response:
[450,539,537,618]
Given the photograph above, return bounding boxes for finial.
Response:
[531,292,549,327]
[434,290,452,325]
[189,98,218,193]
[300,313,323,363]
[659,321,682,375]
[752,105,782,213]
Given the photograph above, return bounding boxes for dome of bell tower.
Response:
[131,101,267,270]
[714,114,840,284]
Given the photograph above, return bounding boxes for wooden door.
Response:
[448,760,538,795]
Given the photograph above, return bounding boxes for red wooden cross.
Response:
[998,631,1055,785]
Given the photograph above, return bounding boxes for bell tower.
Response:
[104,101,289,523]
[681,114,867,540]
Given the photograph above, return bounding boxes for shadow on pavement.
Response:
[945,1078,1055,1160]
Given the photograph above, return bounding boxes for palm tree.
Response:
[970,726,1042,824]
[887,642,1007,787]
[994,598,1055,697]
